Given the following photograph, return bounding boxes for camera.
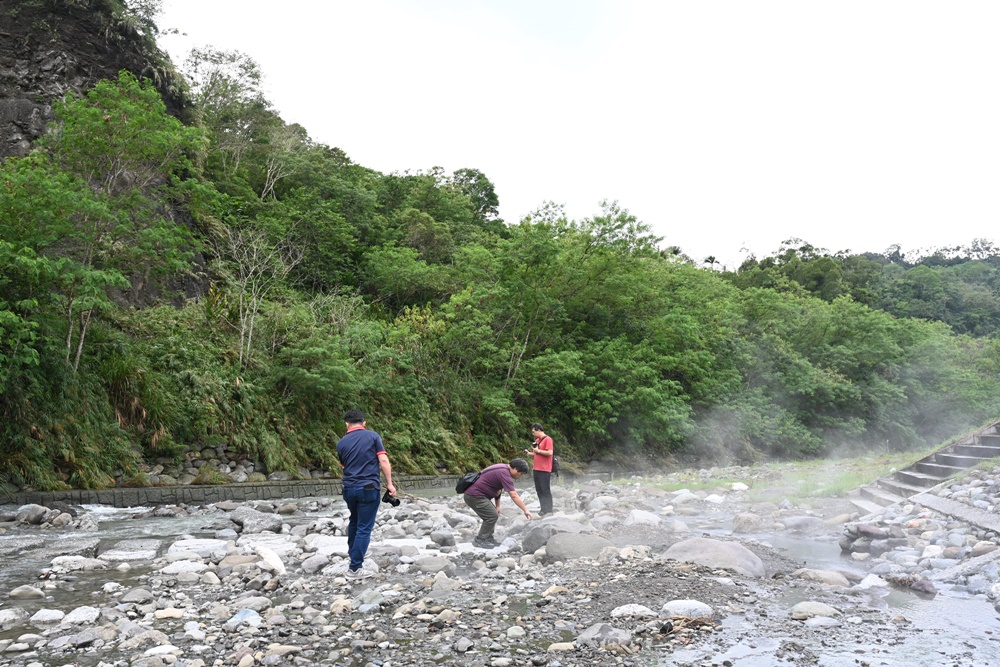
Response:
[382,490,400,507]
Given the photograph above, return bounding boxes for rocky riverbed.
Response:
[2,468,1000,667]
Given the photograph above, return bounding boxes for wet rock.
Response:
[732,512,768,533]
[29,609,65,625]
[16,504,49,525]
[99,539,161,562]
[779,515,825,532]
[577,622,631,647]
[790,601,841,620]
[794,568,851,587]
[0,608,28,630]
[8,585,44,600]
[121,587,154,604]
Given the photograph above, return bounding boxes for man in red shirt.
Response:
[524,423,554,515]
[463,458,533,548]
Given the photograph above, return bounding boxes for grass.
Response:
[650,477,744,494]
[972,456,1000,474]
[743,446,942,504]
[648,445,944,504]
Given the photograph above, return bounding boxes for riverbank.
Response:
[1,463,999,666]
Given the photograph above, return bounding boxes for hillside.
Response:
[0,0,185,158]
[0,2,998,492]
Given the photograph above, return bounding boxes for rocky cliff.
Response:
[0,0,186,158]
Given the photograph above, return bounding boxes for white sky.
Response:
[157,0,1000,269]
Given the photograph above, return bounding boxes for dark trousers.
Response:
[464,493,499,538]
[343,485,380,571]
[533,470,553,514]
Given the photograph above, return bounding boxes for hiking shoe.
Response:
[473,536,500,549]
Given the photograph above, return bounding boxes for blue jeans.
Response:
[343,485,380,571]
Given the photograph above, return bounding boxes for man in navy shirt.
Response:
[336,409,396,579]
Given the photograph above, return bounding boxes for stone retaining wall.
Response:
[3,472,621,509]
[5,475,455,509]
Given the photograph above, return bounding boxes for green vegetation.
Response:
[2,14,1000,490]
[742,450,942,504]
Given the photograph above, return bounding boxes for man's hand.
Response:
[523,510,533,520]
[387,483,397,496]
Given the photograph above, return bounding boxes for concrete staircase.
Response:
[850,421,1000,516]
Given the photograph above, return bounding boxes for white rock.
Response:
[29,609,65,624]
[623,509,661,527]
[63,606,100,624]
[609,604,657,618]
[855,574,889,590]
[254,545,286,575]
[660,599,713,619]
[167,539,229,558]
[160,561,209,575]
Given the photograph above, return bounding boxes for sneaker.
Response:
[346,567,373,581]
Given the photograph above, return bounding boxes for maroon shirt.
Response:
[465,463,514,498]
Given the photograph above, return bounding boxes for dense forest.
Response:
[2,2,1000,490]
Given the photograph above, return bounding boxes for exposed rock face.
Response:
[0,0,186,158]
[0,1,208,305]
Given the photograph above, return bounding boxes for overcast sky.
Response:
[157,0,1000,269]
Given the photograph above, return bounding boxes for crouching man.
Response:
[463,458,533,548]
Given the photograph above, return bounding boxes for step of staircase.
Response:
[914,461,967,477]
[951,444,1000,459]
[894,469,948,488]
[859,484,906,506]
[849,496,885,517]
[935,452,992,468]
[877,477,929,498]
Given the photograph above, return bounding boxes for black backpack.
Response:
[455,471,481,494]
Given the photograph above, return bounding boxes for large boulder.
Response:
[231,507,283,534]
[544,533,615,563]
[662,537,766,578]
[521,516,594,553]
[731,513,769,534]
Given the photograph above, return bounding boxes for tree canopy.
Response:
[2,46,999,490]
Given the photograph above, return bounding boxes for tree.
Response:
[182,47,273,186]
[30,71,203,370]
[450,168,501,228]
[216,226,303,367]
